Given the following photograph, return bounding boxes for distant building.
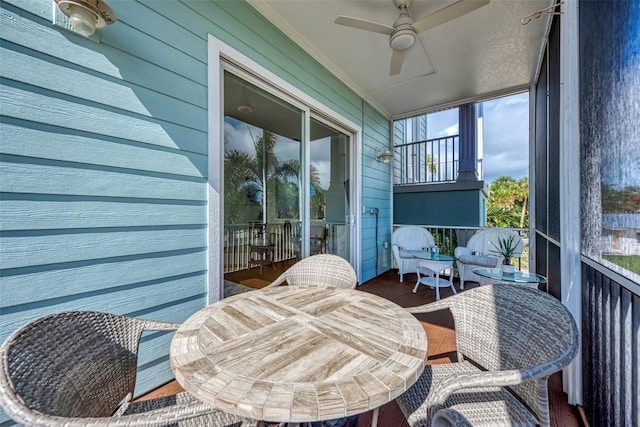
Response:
[602,214,640,255]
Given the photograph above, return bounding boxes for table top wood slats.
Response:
[171,287,427,423]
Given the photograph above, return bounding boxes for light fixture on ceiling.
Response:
[389,29,415,51]
[236,88,253,114]
[376,148,394,164]
[521,1,563,25]
[54,0,116,37]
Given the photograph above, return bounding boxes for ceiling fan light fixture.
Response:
[390,29,415,51]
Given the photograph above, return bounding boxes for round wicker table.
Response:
[170,287,427,424]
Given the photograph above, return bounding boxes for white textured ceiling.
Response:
[248,0,554,118]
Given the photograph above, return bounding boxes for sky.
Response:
[426,92,529,184]
[480,92,530,184]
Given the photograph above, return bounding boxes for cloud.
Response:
[481,92,529,183]
[224,117,256,153]
[442,124,459,137]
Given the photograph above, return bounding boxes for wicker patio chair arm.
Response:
[426,369,528,408]
[264,273,287,288]
[12,400,221,427]
[140,319,182,331]
[430,408,474,427]
[405,298,453,314]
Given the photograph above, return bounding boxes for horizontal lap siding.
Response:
[0,2,390,423]
[361,103,392,280]
[0,0,209,415]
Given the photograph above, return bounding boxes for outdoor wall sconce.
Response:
[54,0,116,36]
[376,149,394,164]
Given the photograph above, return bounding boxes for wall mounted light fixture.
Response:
[376,148,394,164]
[54,0,116,36]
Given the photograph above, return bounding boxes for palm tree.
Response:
[487,176,529,228]
[224,129,323,224]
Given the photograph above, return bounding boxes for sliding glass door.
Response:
[222,71,353,287]
[310,117,351,260]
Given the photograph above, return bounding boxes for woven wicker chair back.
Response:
[271,254,357,289]
[0,311,145,418]
[466,227,524,258]
[450,284,579,420]
[391,226,435,250]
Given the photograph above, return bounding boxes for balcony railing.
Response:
[224,221,343,273]
[393,135,460,184]
[225,223,530,274]
[224,222,296,273]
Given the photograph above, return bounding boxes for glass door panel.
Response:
[310,117,351,261]
[223,72,302,285]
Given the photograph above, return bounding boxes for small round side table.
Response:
[412,252,456,301]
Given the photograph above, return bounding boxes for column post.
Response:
[457,104,479,182]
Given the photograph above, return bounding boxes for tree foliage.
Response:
[602,184,640,213]
[224,129,324,224]
[486,177,529,228]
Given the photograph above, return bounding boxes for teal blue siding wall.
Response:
[361,103,393,279]
[394,190,485,226]
[0,0,390,421]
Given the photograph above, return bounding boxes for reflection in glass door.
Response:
[221,71,353,290]
[222,72,302,286]
[310,117,351,261]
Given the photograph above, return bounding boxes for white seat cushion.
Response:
[457,254,498,267]
[399,249,423,258]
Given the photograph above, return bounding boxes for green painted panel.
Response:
[110,1,207,62]
[394,190,484,226]
[102,23,206,85]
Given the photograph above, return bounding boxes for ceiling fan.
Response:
[335,0,490,76]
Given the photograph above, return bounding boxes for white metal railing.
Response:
[223,222,298,273]
[224,221,345,273]
[393,136,460,184]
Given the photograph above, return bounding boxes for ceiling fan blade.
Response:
[412,0,490,34]
[390,50,406,76]
[335,16,395,35]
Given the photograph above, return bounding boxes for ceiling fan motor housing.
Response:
[390,28,415,50]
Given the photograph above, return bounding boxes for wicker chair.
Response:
[0,311,259,427]
[265,254,357,289]
[392,226,436,283]
[397,284,579,427]
[454,228,524,289]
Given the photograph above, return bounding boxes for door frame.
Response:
[207,35,362,302]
